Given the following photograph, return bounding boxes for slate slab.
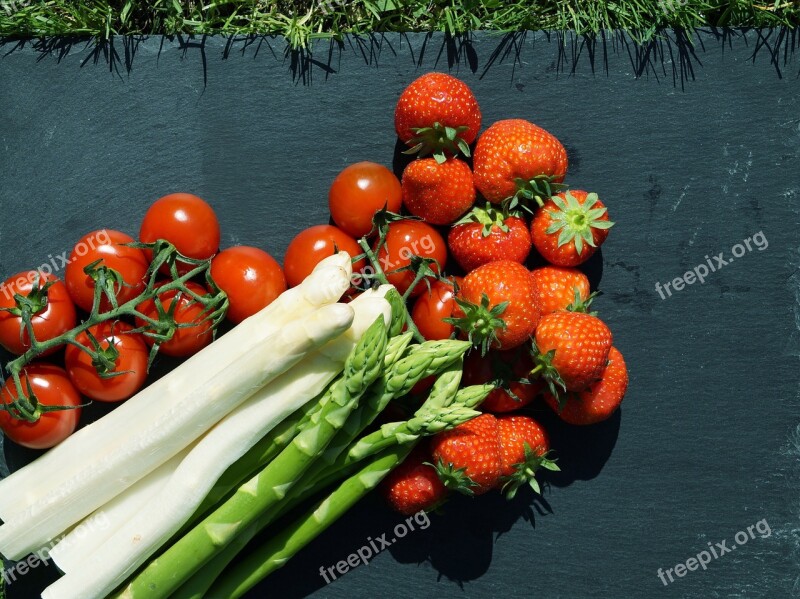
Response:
[0,29,798,599]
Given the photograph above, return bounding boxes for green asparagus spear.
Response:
[208,445,413,599]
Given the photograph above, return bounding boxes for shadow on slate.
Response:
[2,27,798,85]
[249,486,553,598]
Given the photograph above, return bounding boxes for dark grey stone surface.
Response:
[0,29,799,598]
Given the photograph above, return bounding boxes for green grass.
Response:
[0,0,798,47]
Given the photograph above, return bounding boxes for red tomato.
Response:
[210,246,287,324]
[376,221,447,297]
[329,162,402,238]
[139,193,221,273]
[64,229,149,313]
[0,272,77,356]
[65,321,149,402]
[135,282,214,357]
[462,349,541,413]
[283,225,365,288]
[411,278,460,340]
[0,364,82,449]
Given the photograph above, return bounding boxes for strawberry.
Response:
[532,311,612,394]
[531,190,613,267]
[472,119,568,206]
[401,157,475,225]
[497,415,558,498]
[395,73,482,163]
[544,346,628,425]
[530,265,591,315]
[450,260,540,352]
[462,349,542,413]
[381,446,447,515]
[431,413,501,495]
[448,204,531,272]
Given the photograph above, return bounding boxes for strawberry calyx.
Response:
[527,339,567,407]
[430,459,478,496]
[501,444,560,499]
[506,175,569,211]
[445,293,508,356]
[402,122,472,164]
[544,191,614,254]
[566,289,600,316]
[453,203,521,238]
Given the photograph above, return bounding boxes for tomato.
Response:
[329,162,402,238]
[376,221,447,297]
[283,225,365,288]
[139,193,221,273]
[210,246,287,324]
[411,278,460,340]
[0,364,82,449]
[65,321,149,402]
[0,272,77,356]
[64,229,149,313]
[462,349,541,413]
[135,281,214,357]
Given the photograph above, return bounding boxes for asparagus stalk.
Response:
[113,316,389,599]
[316,383,493,486]
[208,445,417,598]
[319,339,471,465]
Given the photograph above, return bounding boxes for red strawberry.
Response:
[532,311,612,393]
[462,349,542,413]
[473,119,568,206]
[530,265,591,315]
[448,204,531,272]
[452,260,540,352]
[381,447,447,514]
[431,413,501,495]
[401,158,475,225]
[395,73,482,162]
[497,416,550,476]
[531,190,613,267]
[545,346,628,425]
[497,415,558,497]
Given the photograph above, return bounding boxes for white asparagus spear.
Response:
[0,301,355,560]
[47,446,194,574]
[42,287,391,599]
[0,252,352,522]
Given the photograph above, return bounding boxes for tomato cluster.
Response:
[0,193,286,449]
